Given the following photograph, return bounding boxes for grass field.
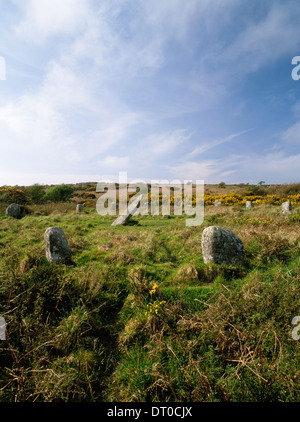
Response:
[0,184,299,402]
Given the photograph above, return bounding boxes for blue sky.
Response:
[0,0,300,186]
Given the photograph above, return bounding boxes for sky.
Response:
[0,0,300,186]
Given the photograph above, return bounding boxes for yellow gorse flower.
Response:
[145,300,166,316]
[149,284,159,295]
[144,191,300,206]
[145,284,166,316]
[215,215,273,225]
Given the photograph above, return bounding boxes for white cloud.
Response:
[0,0,147,175]
[167,150,300,185]
[64,0,238,78]
[185,130,252,160]
[0,60,90,159]
[142,0,238,43]
[0,54,140,174]
[13,0,92,43]
[282,121,300,145]
[219,152,300,184]
[0,95,69,151]
[41,62,94,110]
[167,160,220,183]
[100,155,130,171]
[0,171,101,186]
[138,129,192,160]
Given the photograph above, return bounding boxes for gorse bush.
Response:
[0,187,28,204]
[27,184,45,204]
[43,184,74,202]
[144,192,300,207]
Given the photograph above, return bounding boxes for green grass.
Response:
[0,202,299,402]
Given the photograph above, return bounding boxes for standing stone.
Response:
[5,203,22,219]
[201,226,245,266]
[282,201,292,215]
[214,200,222,207]
[76,204,84,213]
[44,227,72,264]
[245,200,253,210]
[111,194,143,226]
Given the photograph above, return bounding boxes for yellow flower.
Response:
[149,283,159,295]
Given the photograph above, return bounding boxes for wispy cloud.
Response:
[167,159,220,182]
[138,129,192,160]
[282,121,300,145]
[184,129,253,160]
[216,2,300,78]
[0,171,101,186]
[167,150,300,184]
[13,0,92,43]
[226,152,300,184]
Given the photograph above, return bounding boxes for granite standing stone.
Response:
[214,200,222,207]
[201,226,245,266]
[5,203,22,219]
[111,194,143,226]
[245,200,253,210]
[282,201,292,215]
[44,227,72,264]
[76,204,84,213]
